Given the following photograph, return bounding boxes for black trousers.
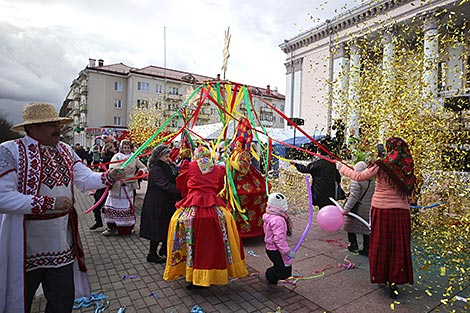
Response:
[92,188,106,224]
[265,249,292,285]
[26,263,74,313]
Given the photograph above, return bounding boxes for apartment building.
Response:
[60,59,285,147]
[280,0,470,134]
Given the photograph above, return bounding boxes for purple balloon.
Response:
[317,205,345,232]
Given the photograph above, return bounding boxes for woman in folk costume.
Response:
[227,118,270,238]
[164,146,248,289]
[102,139,148,236]
[337,137,416,299]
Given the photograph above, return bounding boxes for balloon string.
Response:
[292,175,314,253]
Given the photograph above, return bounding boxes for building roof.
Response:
[86,61,285,100]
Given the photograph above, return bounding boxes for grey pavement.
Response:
[31,181,468,313]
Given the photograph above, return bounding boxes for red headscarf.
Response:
[375,137,415,196]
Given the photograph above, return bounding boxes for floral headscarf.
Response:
[375,137,415,196]
[194,146,214,174]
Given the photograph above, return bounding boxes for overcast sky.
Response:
[0,0,358,125]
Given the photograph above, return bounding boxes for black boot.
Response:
[146,254,165,263]
[158,244,167,258]
[89,222,103,230]
[147,241,164,263]
[347,233,358,252]
[389,283,399,299]
[358,235,369,256]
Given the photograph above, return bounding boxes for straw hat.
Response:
[11,102,73,132]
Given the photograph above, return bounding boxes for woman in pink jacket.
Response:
[337,137,416,299]
[259,192,295,286]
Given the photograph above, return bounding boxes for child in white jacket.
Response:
[259,192,295,285]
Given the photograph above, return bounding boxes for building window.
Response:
[437,61,447,92]
[167,103,177,110]
[137,99,149,109]
[114,82,123,92]
[156,85,164,94]
[137,82,149,92]
[155,102,162,109]
[280,104,285,111]
[261,112,273,121]
[114,99,122,109]
[168,87,179,95]
[114,116,121,126]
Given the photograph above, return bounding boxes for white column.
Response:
[348,40,361,139]
[423,13,439,100]
[332,43,349,118]
[382,29,395,87]
[379,29,396,142]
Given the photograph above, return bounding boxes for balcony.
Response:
[80,104,87,113]
[166,93,182,101]
[80,86,88,95]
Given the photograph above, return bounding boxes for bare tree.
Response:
[0,111,21,143]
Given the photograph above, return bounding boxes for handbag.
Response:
[350,181,371,213]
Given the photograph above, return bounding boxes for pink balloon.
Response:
[317,205,345,232]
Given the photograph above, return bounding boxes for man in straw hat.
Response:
[0,102,124,313]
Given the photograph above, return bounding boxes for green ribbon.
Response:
[121,85,202,168]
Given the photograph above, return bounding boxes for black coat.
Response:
[139,160,181,242]
[294,157,341,208]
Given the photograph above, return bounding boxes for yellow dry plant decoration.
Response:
[128,103,168,148]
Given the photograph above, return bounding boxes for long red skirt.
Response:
[369,207,413,285]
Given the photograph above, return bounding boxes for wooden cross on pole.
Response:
[221,27,231,80]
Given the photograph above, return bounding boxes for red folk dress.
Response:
[229,148,269,239]
[163,161,248,286]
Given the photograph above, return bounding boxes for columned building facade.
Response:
[280,0,470,136]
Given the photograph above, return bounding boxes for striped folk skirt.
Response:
[369,207,413,285]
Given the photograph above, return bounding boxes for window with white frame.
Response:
[114,99,122,109]
[137,81,149,92]
[114,116,122,126]
[137,99,149,109]
[168,87,179,95]
[114,82,123,92]
[156,84,164,94]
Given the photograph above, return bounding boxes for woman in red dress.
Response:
[163,147,248,288]
[228,136,269,238]
[337,137,415,299]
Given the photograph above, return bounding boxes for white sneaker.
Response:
[102,229,117,236]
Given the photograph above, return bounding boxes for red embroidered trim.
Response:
[26,246,74,270]
[31,195,54,214]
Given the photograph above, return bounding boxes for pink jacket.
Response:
[263,213,293,266]
[340,164,409,210]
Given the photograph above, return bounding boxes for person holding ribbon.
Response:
[140,145,181,263]
[0,102,124,313]
[164,146,248,289]
[259,192,295,286]
[337,137,415,299]
[291,137,341,209]
[102,139,147,236]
